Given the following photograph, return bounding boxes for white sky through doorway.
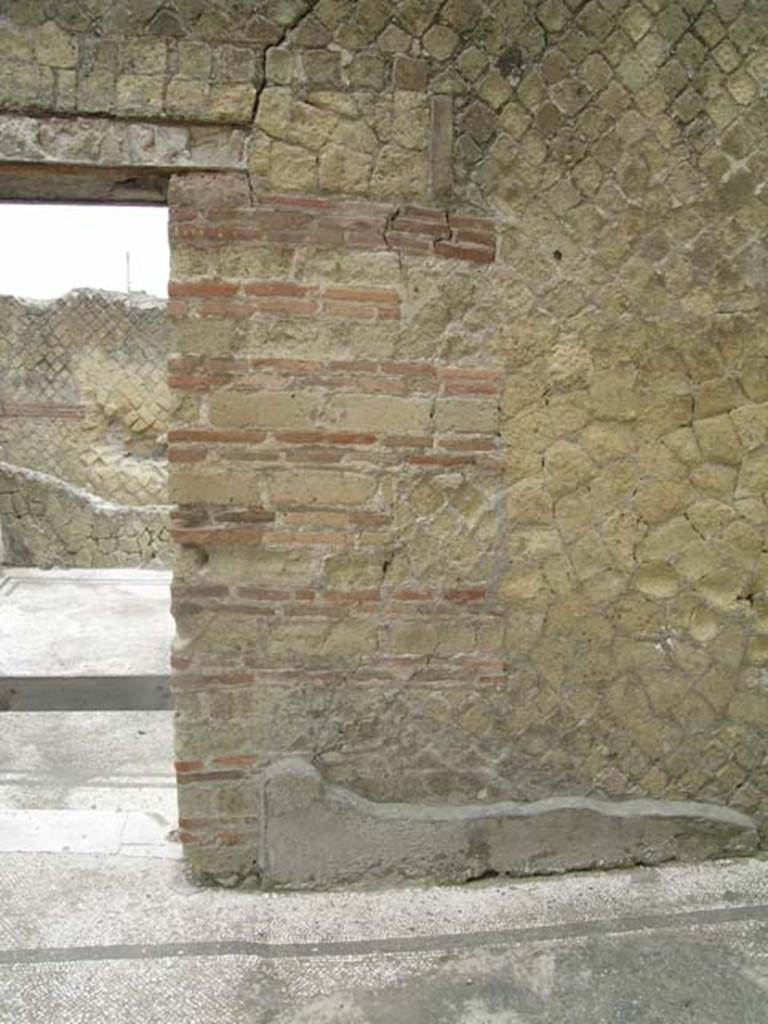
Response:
[0,204,169,300]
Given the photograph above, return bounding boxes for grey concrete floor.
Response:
[0,711,767,1023]
[0,568,173,676]
[1,571,768,1021]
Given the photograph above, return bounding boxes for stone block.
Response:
[323,619,379,657]
[203,547,321,585]
[34,22,78,67]
[324,553,387,587]
[254,86,292,137]
[346,55,386,89]
[324,395,433,434]
[115,75,165,118]
[176,41,212,78]
[170,470,261,506]
[736,451,768,498]
[693,415,741,464]
[318,144,372,193]
[268,470,378,506]
[209,392,319,431]
[121,38,167,74]
[434,397,499,433]
[301,50,342,87]
[209,84,256,123]
[423,24,460,61]
[394,56,429,91]
[265,47,294,85]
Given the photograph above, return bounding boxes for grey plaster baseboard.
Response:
[244,758,759,890]
[0,676,171,711]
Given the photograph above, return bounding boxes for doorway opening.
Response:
[0,198,180,859]
[0,202,174,710]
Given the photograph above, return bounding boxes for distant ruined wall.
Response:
[0,462,170,569]
[0,290,173,506]
[1,0,765,884]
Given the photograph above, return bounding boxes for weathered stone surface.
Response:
[0,462,169,569]
[0,115,246,176]
[2,0,766,888]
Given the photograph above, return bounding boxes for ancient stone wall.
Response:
[2,0,765,884]
[0,461,170,569]
[0,290,173,506]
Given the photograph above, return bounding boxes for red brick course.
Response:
[170,194,497,266]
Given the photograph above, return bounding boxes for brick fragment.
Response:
[449,214,496,232]
[215,603,277,616]
[322,286,400,305]
[279,430,377,445]
[321,300,378,320]
[171,526,266,544]
[168,375,211,390]
[402,206,448,222]
[382,435,433,448]
[168,280,238,298]
[195,299,258,317]
[377,306,401,321]
[168,447,207,462]
[168,429,268,444]
[445,588,486,603]
[326,589,381,603]
[454,228,496,247]
[443,382,501,396]
[407,454,477,467]
[252,298,319,316]
[385,231,432,254]
[173,585,229,598]
[433,241,495,264]
[328,360,380,372]
[439,367,503,381]
[236,587,291,600]
[243,281,310,297]
[216,508,275,523]
[213,755,260,766]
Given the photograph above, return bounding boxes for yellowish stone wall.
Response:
[0,0,765,880]
[0,460,170,569]
[467,0,768,818]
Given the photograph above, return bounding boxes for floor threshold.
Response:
[0,675,172,711]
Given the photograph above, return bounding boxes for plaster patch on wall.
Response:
[181,757,759,888]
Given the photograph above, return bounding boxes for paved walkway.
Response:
[0,709,767,1023]
[0,568,172,677]
[1,569,767,1021]
[0,567,172,708]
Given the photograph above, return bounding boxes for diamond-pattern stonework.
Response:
[0,0,766,883]
[0,291,175,506]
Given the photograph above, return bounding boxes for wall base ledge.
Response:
[186,758,759,890]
